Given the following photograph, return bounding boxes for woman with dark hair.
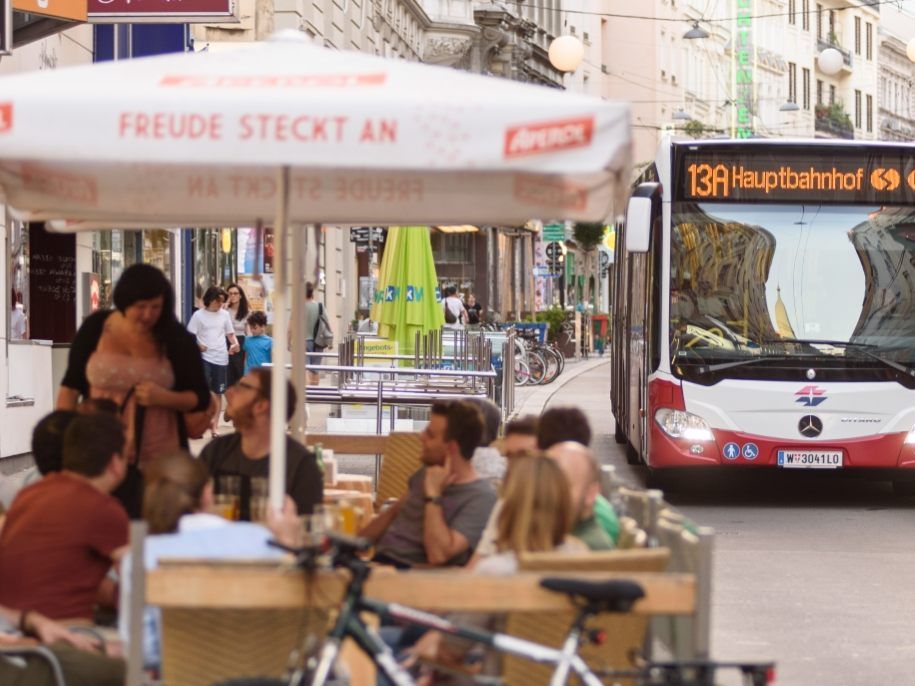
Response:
[57,264,211,515]
[224,283,249,387]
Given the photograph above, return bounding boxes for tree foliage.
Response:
[572,222,605,251]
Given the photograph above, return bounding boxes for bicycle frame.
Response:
[303,555,602,686]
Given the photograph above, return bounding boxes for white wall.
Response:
[0,26,94,458]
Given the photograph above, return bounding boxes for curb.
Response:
[509,356,611,419]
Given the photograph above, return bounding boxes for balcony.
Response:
[815,103,854,139]
[816,38,853,73]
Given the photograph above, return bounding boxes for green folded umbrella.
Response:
[370,226,444,358]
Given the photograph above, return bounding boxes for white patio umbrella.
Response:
[0,31,632,512]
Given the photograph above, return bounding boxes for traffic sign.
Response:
[349,227,386,244]
[542,223,565,242]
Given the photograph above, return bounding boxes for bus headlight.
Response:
[906,428,915,445]
[655,408,714,442]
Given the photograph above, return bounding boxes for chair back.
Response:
[159,607,327,686]
[502,548,671,686]
[376,432,422,504]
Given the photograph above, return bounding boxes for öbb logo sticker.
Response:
[504,116,594,158]
[0,104,12,134]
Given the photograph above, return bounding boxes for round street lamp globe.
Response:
[549,35,585,73]
[908,37,915,63]
[817,47,844,76]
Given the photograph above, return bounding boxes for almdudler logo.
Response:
[0,104,13,134]
[504,116,594,159]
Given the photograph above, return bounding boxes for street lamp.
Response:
[683,21,709,40]
[817,47,843,76]
[673,109,692,121]
[779,101,800,112]
[548,35,585,73]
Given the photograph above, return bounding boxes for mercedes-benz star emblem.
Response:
[798,415,823,438]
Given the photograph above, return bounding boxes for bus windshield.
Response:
[669,203,915,380]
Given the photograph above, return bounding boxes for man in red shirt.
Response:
[0,413,129,620]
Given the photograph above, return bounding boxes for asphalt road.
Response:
[546,359,915,686]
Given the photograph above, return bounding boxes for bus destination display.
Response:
[676,146,915,204]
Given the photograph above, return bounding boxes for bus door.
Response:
[622,183,662,462]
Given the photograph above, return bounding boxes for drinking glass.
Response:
[214,475,241,521]
[337,499,358,536]
[300,513,328,547]
[249,476,269,523]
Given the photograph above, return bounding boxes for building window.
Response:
[855,89,862,129]
[817,79,824,105]
[830,84,836,104]
[788,0,796,24]
[866,22,872,60]
[854,16,861,55]
[802,0,810,30]
[788,62,797,103]
[816,4,823,39]
[866,94,873,133]
[803,68,811,109]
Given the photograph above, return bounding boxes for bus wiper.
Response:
[764,339,915,377]
[762,338,876,348]
[692,357,781,374]
[852,349,915,379]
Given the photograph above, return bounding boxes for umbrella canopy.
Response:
[0,32,631,229]
[370,226,444,356]
[0,31,632,514]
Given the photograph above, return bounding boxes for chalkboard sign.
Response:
[29,222,77,343]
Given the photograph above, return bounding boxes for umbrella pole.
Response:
[290,223,307,444]
[269,166,291,513]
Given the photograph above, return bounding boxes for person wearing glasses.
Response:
[224,283,250,388]
[198,368,322,518]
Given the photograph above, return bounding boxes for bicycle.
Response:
[216,533,774,686]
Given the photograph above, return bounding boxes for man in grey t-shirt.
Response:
[361,401,497,568]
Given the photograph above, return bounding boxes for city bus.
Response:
[610,137,915,490]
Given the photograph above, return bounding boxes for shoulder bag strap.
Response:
[118,387,143,466]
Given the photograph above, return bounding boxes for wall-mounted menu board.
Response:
[29,223,76,343]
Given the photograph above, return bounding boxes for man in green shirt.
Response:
[548,441,615,550]
[538,407,620,545]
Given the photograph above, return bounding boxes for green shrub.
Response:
[534,307,567,343]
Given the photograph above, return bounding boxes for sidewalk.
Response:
[510,355,611,419]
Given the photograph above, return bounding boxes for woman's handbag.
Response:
[314,303,334,348]
[183,392,219,440]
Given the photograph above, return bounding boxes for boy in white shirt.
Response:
[187,286,240,437]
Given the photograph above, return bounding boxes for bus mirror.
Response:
[625,197,651,253]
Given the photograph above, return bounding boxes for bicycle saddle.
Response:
[540,578,645,612]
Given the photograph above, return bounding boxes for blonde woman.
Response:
[478,452,583,573]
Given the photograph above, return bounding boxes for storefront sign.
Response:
[13,0,87,22]
[1,0,11,57]
[263,227,274,274]
[88,0,234,23]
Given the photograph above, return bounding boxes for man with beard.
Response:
[199,367,322,518]
[546,441,614,550]
[361,401,496,568]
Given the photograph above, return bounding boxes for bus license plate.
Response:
[777,450,843,469]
